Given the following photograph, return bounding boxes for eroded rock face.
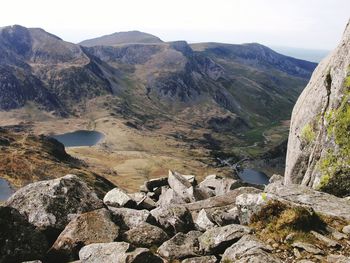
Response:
[221,235,281,263]
[198,224,251,254]
[0,206,48,263]
[5,175,103,232]
[157,231,202,260]
[123,222,168,248]
[285,20,350,196]
[50,208,119,260]
[79,242,163,263]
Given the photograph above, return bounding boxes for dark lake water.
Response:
[52,130,104,147]
[0,179,14,201]
[238,168,269,185]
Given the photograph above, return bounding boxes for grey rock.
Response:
[327,254,350,263]
[198,224,251,254]
[292,242,323,254]
[181,256,217,263]
[150,204,194,235]
[269,174,284,183]
[123,222,168,248]
[5,174,103,231]
[103,188,136,208]
[143,177,169,192]
[265,182,350,221]
[168,170,197,202]
[221,235,281,263]
[0,206,48,263]
[157,188,186,206]
[108,207,154,229]
[157,231,202,260]
[342,225,350,235]
[50,208,119,260]
[310,230,340,248]
[128,192,157,210]
[195,209,215,231]
[199,175,242,196]
[210,206,240,226]
[79,242,163,263]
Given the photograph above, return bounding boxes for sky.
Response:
[0,0,349,50]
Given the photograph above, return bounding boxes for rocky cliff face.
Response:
[285,20,350,197]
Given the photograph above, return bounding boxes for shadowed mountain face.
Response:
[79,30,163,47]
[0,25,317,155]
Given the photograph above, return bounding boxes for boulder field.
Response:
[1,171,350,263]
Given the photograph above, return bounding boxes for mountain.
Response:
[0,25,317,182]
[285,20,350,197]
[79,30,163,46]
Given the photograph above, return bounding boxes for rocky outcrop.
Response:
[5,174,103,237]
[285,20,350,197]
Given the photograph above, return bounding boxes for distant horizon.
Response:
[0,0,349,50]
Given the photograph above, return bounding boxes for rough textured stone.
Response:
[5,175,103,232]
[50,208,119,260]
[157,231,202,260]
[198,175,241,196]
[284,20,350,195]
[150,204,194,235]
[311,231,340,248]
[292,242,323,254]
[0,206,48,263]
[181,256,217,263]
[265,182,350,221]
[342,225,350,235]
[168,170,196,202]
[108,207,154,229]
[198,224,251,254]
[195,209,215,231]
[123,222,168,248]
[103,188,136,208]
[79,242,163,263]
[327,254,350,263]
[157,188,186,206]
[128,192,157,210]
[143,177,169,192]
[221,235,281,263]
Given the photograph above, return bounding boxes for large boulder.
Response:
[265,182,350,221]
[108,207,154,229]
[79,242,163,263]
[150,204,194,235]
[103,188,136,208]
[198,174,242,196]
[157,187,186,206]
[5,175,103,236]
[198,224,251,254]
[123,222,168,248]
[168,170,197,202]
[0,206,48,263]
[221,235,282,263]
[157,231,202,260]
[50,208,119,260]
[284,20,350,197]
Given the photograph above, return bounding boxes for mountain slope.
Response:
[79,30,163,47]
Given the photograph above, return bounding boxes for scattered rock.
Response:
[269,174,284,184]
[292,242,323,255]
[198,224,251,254]
[195,209,216,231]
[123,222,168,248]
[181,255,217,263]
[310,230,340,248]
[0,206,48,263]
[108,207,154,229]
[198,175,241,196]
[157,188,186,206]
[221,235,280,263]
[5,175,103,234]
[50,208,119,260]
[150,204,194,235]
[103,188,136,208]
[157,231,202,260]
[342,225,350,235]
[327,254,350,263]
[143,177,169,192]
[79,242,163,263]
[168,170,196,202]
[128,192,157,210]
[210,206,240,226]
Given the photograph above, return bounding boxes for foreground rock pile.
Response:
[1,172,350,262]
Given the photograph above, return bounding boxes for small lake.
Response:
[238,168,270,185]
[0,178,14,201]
[52,130,104,147]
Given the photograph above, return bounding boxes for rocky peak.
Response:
[285,20,350,197]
